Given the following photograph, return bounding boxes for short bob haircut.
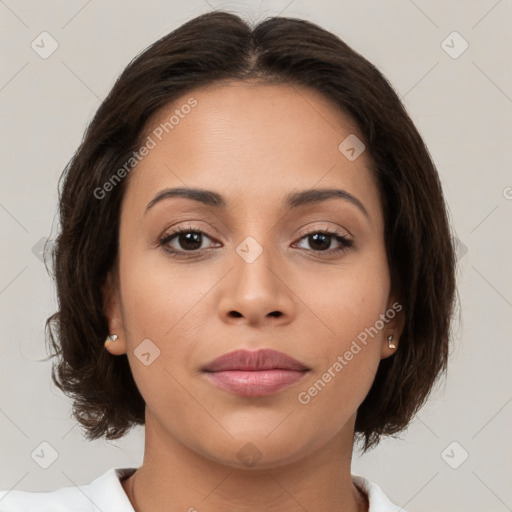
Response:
[45,10,456,453]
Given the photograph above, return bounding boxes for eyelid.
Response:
[295,223,351,240]
[159,219,223,240]
[159,224,218,245]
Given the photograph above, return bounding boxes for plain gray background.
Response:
[1,1,511,511]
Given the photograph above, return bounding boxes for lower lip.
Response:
[204,369,308,397]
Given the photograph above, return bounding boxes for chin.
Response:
[192,431,317,471]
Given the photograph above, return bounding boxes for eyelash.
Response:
[158,224,354,258]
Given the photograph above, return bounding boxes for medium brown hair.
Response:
[45,10,456,453]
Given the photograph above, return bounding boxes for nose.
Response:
[216,240,296,328]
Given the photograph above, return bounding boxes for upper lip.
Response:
[202,349,310,372]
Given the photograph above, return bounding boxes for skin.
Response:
[103,81,404,512]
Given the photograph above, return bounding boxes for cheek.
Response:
[293,248,390,397]
[119,249,211,336]
[298,250,390,345]
[117,248,222,397]
[117,254,207,413]
[293,267,389,440]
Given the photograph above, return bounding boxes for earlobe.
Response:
[104,333,127,355]
[380,333,398,359]
[102,270,127,356]
[380,297,405,359]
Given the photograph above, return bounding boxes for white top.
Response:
[0,467,407,511]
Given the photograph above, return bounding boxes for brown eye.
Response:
[173,231,203,251]
[159,227,218,256]
[306,232,331,251]
[293,229,353,254]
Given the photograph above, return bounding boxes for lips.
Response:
[202,349,310,372]
[201,349,310,397]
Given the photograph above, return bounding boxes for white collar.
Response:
[0,466,407,511]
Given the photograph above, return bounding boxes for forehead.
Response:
[123,81,382,226]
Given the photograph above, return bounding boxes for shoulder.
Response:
[0,467,137,512]
[352,475,407,512]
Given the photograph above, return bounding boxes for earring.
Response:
[387,335,396,349]
[105,334,118,345]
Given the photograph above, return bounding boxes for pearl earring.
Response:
[387,335,396,349]
[105,334,118,345]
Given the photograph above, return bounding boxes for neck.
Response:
[121,411,368,512]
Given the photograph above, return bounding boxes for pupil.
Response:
[310,233,330,251]
[180,232,202,250]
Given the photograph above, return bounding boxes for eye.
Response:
[158,225,354,258]
[159,226,219,256]
[293,228,353,254]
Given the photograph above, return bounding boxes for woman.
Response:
[0,10,455,512]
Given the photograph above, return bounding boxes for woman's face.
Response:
[105,81,402,468]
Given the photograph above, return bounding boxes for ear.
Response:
[380,296,405,359]
[102,269,128,356]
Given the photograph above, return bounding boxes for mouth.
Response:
[201,348,310,397]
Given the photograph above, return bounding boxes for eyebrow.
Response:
[145,187,369,218]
